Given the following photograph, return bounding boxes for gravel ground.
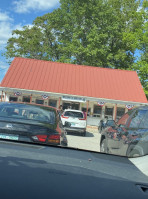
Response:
[67,126,101,152]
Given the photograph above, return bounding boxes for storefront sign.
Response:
[14,91,22,96]
[126,105,134,110]
[62,96,86,103]
[98,101,105,106]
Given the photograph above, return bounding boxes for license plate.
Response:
[0,134,19,140]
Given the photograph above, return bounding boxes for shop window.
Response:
[63,102,80,110]
[93,105,102,114]
[105,107,114,117]
[49,100,57,108]
[117,107,125,117]
[81,108,91,116]
[36,99,44,105]
[23,96,30,103]
[9,97,18,102]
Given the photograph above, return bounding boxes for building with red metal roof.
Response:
[0,57,147,123]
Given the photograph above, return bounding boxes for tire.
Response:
[82,131,86,137]
[100,139,107,153]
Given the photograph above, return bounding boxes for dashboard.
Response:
[0,140,148,199]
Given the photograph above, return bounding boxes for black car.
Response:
[0,102,67,146]
[100,106,148,157]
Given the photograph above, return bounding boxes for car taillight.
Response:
[48,134,60,139]
[61,114,69,119]
[32,135,47,142]
[48,134,60,144]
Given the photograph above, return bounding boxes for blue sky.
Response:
[0,0,60,82]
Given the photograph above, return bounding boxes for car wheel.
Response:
[100,139,107,153]
[82,131,86,137]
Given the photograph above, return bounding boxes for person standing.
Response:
[58,105,63,115]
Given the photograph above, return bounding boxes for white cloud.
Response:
[0,11,32,47]
[0,11,14,46]
[0,22,12,46]
[0,11,13,22]
[0,60,9,82]
[13,0,60,13]
[0,21,22,46]
[0,61,9,70]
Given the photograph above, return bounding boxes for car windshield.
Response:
[0,0,148,183]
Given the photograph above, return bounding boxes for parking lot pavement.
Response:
[67,126,101,152]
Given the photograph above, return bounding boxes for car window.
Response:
[117,111,132,127]
[64,111,84,118]
[139,111,148,129]
[0,105,55,124]
[128,110,147,128]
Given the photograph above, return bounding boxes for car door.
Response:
[118,109,148,156]
[107,112,131,155]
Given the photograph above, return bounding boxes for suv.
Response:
[100,106,148,157]
[61,109,87,136]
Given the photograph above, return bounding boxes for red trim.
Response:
[86,100,89,119]
[61,114,69,119]
[114,104,117,121]
[30,94,32,103]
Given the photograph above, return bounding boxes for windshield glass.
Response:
[0,0,148,163]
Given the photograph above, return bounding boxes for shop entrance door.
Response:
[63,102,80,110]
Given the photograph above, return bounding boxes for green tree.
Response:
[3,0,148,96]
[132,23,148,98]
[5,0,146,66]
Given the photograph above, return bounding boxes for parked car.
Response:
[98,119,116,133]
[100,106,148,157]
[0,102,67,146]
[61,109,87,136]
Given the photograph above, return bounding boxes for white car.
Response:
[61,109,87,136]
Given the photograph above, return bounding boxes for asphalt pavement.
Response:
[67,126,100,152]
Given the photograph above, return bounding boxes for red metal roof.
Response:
[1,57,147,103]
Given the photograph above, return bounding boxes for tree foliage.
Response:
[4,0,148,96]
